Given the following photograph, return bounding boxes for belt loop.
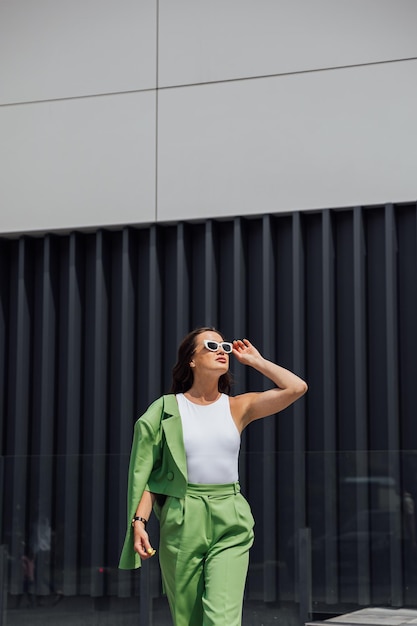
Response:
[234,482,240,494]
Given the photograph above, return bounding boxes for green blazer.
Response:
[119,394,188,570]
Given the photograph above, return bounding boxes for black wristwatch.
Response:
[131,516,148,529]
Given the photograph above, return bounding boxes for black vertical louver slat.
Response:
[322,210,338,605]
[244,217,264,600]
[7,239,32,595]
[58,233,83,596]
[231,216,248,517]
[385,205,402,606]
[0,240,9,546]
[232,217,246,344]
[31,236,57,597]
[292,212,307,602]
[139,224,163,626]
[261,214,277,602]
[83,231,109,598]
[275,215,294,604]
[204,221,218,327]
[111,228,138,599]
[397,205,417,606]
[367,207,396,606]
[353,206,370,606]
[175,223,190,344]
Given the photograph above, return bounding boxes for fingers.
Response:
[233,338,249,347]
[134,542,156,559]
[233,338,251,352]
[134,533,157,560]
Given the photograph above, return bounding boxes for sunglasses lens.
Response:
[206,341,219,351]
[222,343,232,353]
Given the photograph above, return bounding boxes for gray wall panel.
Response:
[158,0,417,87]
[1,2,416,237]
[157,61,417,222]
[0,92,156,234]
[0,0,157,104]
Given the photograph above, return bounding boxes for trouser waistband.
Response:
[186,482,241,496]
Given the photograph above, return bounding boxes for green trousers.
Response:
[159,482,254,626]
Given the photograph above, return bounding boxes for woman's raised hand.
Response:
[232,339,263,365]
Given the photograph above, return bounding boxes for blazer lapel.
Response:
[161,394,188,482]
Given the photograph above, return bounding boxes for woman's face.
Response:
[189,330,230,376]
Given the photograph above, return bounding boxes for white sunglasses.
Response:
[203,339,233,354]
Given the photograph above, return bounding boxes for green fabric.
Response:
[118,394,188,570]
[159,483,255,626]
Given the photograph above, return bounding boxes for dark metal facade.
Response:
[1,203,417,616]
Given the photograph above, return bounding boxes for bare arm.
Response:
[230,339,307,431]
[133,490,157,560]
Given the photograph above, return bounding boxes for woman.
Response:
[119,327,307,626]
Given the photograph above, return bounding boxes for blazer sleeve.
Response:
[118,399,163,570]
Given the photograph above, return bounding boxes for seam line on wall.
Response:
[1,55,416,108]
[158,55,417,90]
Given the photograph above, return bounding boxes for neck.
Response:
[185,381,220,404]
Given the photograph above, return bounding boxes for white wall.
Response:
[1,0,417,235]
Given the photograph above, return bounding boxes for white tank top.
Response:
[176,393,241,484]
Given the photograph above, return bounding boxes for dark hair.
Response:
[170,327,232,394]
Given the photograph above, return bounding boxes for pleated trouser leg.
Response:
[159,483,254,626]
